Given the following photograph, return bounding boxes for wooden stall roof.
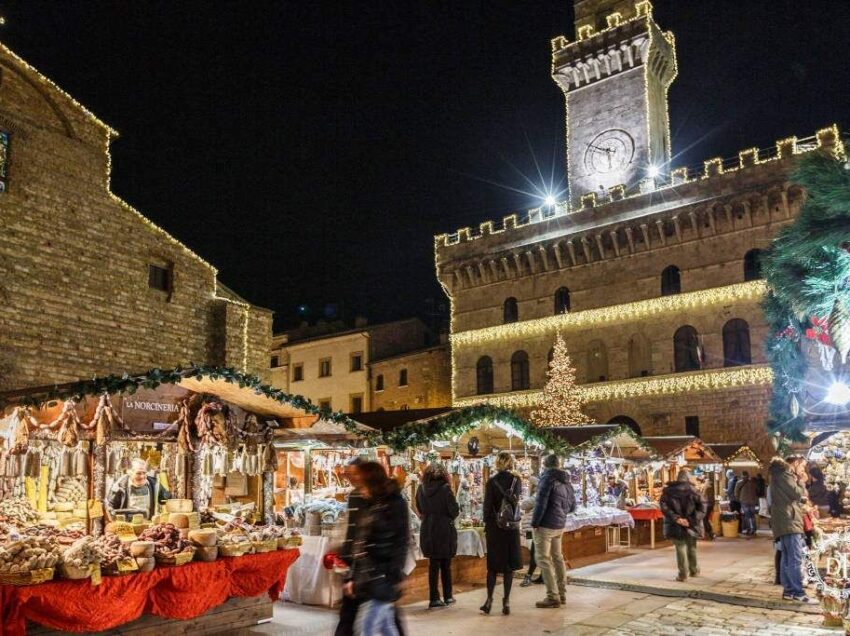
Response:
[546,425,656,460]
[273,418,378,447]
[707,443,761,465]
[176,377,308,419]
[642,436,722,464]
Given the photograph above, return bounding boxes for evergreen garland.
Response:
[762,151,850,440]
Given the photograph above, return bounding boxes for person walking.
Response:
[481,451,522,616]
[345,461,410,636]
[532,454,575,609]
[735,471,760,535]
[659,469,705,582]
[415,463,459,609]
[520,476,543,587]
[769,455,814,603]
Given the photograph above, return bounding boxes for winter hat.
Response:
[543,454,561,469]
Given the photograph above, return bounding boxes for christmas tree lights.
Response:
[531,334,593,427]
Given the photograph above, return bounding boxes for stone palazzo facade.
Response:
[0,40,272,390]
[434,0,845,460]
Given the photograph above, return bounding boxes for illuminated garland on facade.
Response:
[453,364,773,409]
[451,280,766,348]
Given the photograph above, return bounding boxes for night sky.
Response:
[3,1,849,331]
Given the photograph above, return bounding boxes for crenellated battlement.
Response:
[551,0,654,58]
[434,125,844,248]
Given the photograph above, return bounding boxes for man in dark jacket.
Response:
[531,454,576,609]
[660,469,704,582]
[735,471,761,536]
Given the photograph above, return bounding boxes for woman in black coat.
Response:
[482,451,522,616]
[416,463,460,608]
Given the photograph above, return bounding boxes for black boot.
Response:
[502,599,510,615]
[480,597,493,615]
[520,574,533,588]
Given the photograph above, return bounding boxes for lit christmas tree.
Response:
[531,333,594,427]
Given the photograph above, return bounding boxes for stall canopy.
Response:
[706,443,762,467]
[548,425,658,461]
[273,418,379,448]
[641,436,722,465]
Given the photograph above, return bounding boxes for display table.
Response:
[283,535,341,607]
[0,549,300,636]
[628,507,665,549]
[565,507,635,532]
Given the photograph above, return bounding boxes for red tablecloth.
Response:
[0,548,299,636]
[627,507,664,521]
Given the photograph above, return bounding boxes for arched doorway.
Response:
[607,415,642,436]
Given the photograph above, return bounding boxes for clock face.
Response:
[583,129,635,176]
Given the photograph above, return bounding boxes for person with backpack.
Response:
[481,451,522,616]
[531,454,576,609]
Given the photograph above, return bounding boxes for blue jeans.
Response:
[778,533,805,598]
[741,504,758,534]
[355,600,398,636]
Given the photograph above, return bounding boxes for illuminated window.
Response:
[503,297,519,324]
[476,356,493,395]
[0,131,8,192]
[511,351,529,391]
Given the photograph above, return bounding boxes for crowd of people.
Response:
[330,452,839,633]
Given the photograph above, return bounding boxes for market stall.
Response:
[549,425,655,556]
[629,436,721,548]
[0,366,340,634]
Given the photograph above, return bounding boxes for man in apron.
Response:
[107,458,170,520]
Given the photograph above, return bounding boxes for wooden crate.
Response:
[29,595,272,635]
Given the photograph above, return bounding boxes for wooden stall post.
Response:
[304,448,313,496]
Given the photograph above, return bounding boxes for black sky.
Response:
[3,1,849,331]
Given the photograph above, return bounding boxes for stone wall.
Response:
[0,43,271,389]
[370,345,451,411]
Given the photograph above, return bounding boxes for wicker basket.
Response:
[60,562,99,580]
[155,550,195,566]
[252,539,276,554]
[0,567,55,586]
[276,537,289,550]
[219,543,250,558]
[284,536,303,549]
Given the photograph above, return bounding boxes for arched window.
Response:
[674,325,702,372]
[661,265,681,296]
[627,333,652,378]
[375,374,384,391]
[510,351,530,391]
[723,319,752,366]
[586,340,609,383]
[503,297,519,324]
[554,287,571,314]
[744,249,763,281]
[607,415,642,436]
[476,356,494,395]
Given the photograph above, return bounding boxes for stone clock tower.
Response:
[553,0,677,205]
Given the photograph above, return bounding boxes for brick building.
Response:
[370,342,451,412]
[0,40,272,389]
[433,0,845,459]
[269,318,439,414]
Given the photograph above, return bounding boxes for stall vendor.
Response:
[606,476,628,509]
[107,458,170,520]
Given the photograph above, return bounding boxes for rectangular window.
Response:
[148,263,172,294]
[399,368,408,387]
[318,398,331,411]
[349,394,363,414]
[270,356,279,368]
[319,358,332,378]
[685,416,700,437]
[375,374,384,392]
[350,352,363,372]
[0,131,9,193]
[292,364,304,382]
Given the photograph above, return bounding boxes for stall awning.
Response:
[546,425,657,461]
[273,418,378,448]
[642,436,722,464]
[706,443,761,466]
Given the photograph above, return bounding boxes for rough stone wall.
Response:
[370,345,451,411]
[0,45,270,389]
